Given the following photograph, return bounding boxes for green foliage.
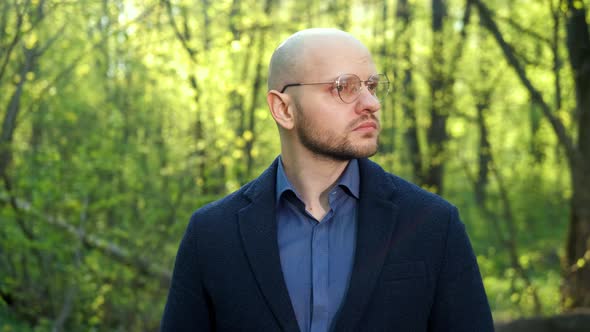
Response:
[0,0,583,329]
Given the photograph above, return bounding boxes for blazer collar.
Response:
[238,157,300,332]
[239,157,400,332]
[332,158,400,331]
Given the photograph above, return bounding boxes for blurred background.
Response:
[1,0,589,331]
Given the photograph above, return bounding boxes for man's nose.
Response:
[355,86,381,114]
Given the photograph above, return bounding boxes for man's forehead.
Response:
[298,43,376,79]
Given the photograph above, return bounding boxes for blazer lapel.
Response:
[238,159,300,332]
[332,159,400,331]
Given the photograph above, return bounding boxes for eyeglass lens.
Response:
[336,74,389,103]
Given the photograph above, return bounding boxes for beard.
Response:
[293,98,379,161]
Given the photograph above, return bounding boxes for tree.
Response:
[471,0,590,308]
[562,0,590,309]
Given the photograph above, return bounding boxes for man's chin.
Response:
[339,145,379,160]
[353,141,379,158]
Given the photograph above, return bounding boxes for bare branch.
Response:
[460,138,543,314]
[37,23,67,55]
[0,193,172,285]
[471,0,577,166]
[0,46,36,178]
[0,2,26,82]
[495,14,553,46]
[446,0,472,78]
[17,3,158,123]
[161,0,197,62]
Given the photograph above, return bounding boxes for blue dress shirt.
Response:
[276,158,359,332]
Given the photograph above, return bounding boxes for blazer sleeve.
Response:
[427,207,494,332]
[161,218,213,331]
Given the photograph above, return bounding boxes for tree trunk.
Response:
[244,0,273,180]
[562,0,590,309]
[425,0,448,194]
[396,0,421,182]
[474,91,491,205]
[244,33,265,180]
[163,0,208,193]
[375,0,395,160]
[0,46,35,178]
[469,73,542,313]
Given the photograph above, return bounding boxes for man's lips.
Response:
[353,121,379,131]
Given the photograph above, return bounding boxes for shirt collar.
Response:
[275,156,360,203]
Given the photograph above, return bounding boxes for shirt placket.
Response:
[310,220,329,332]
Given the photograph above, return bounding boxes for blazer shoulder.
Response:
[184,158,279,238]
[385,171,457,218]
[360,158,456,214]
[188,181,252,228]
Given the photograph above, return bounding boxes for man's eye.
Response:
[336,83,349,92]
[346,83,359,92]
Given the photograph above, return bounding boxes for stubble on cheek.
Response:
[293,98,380,159]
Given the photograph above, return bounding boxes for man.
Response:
[161,28,494,332]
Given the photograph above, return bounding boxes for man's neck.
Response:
[280,152,350,220]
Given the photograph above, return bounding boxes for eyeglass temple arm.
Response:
[280,81,338,93]
[280,83,303,93]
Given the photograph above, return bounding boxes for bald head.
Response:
[267,29,372,91]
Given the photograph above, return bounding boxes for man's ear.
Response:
[267,90,295,130]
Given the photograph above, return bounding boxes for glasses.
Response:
[280,73,390,104]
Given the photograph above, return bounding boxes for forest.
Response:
[0,0,589,331]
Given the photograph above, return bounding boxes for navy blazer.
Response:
[161,158,494,331]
